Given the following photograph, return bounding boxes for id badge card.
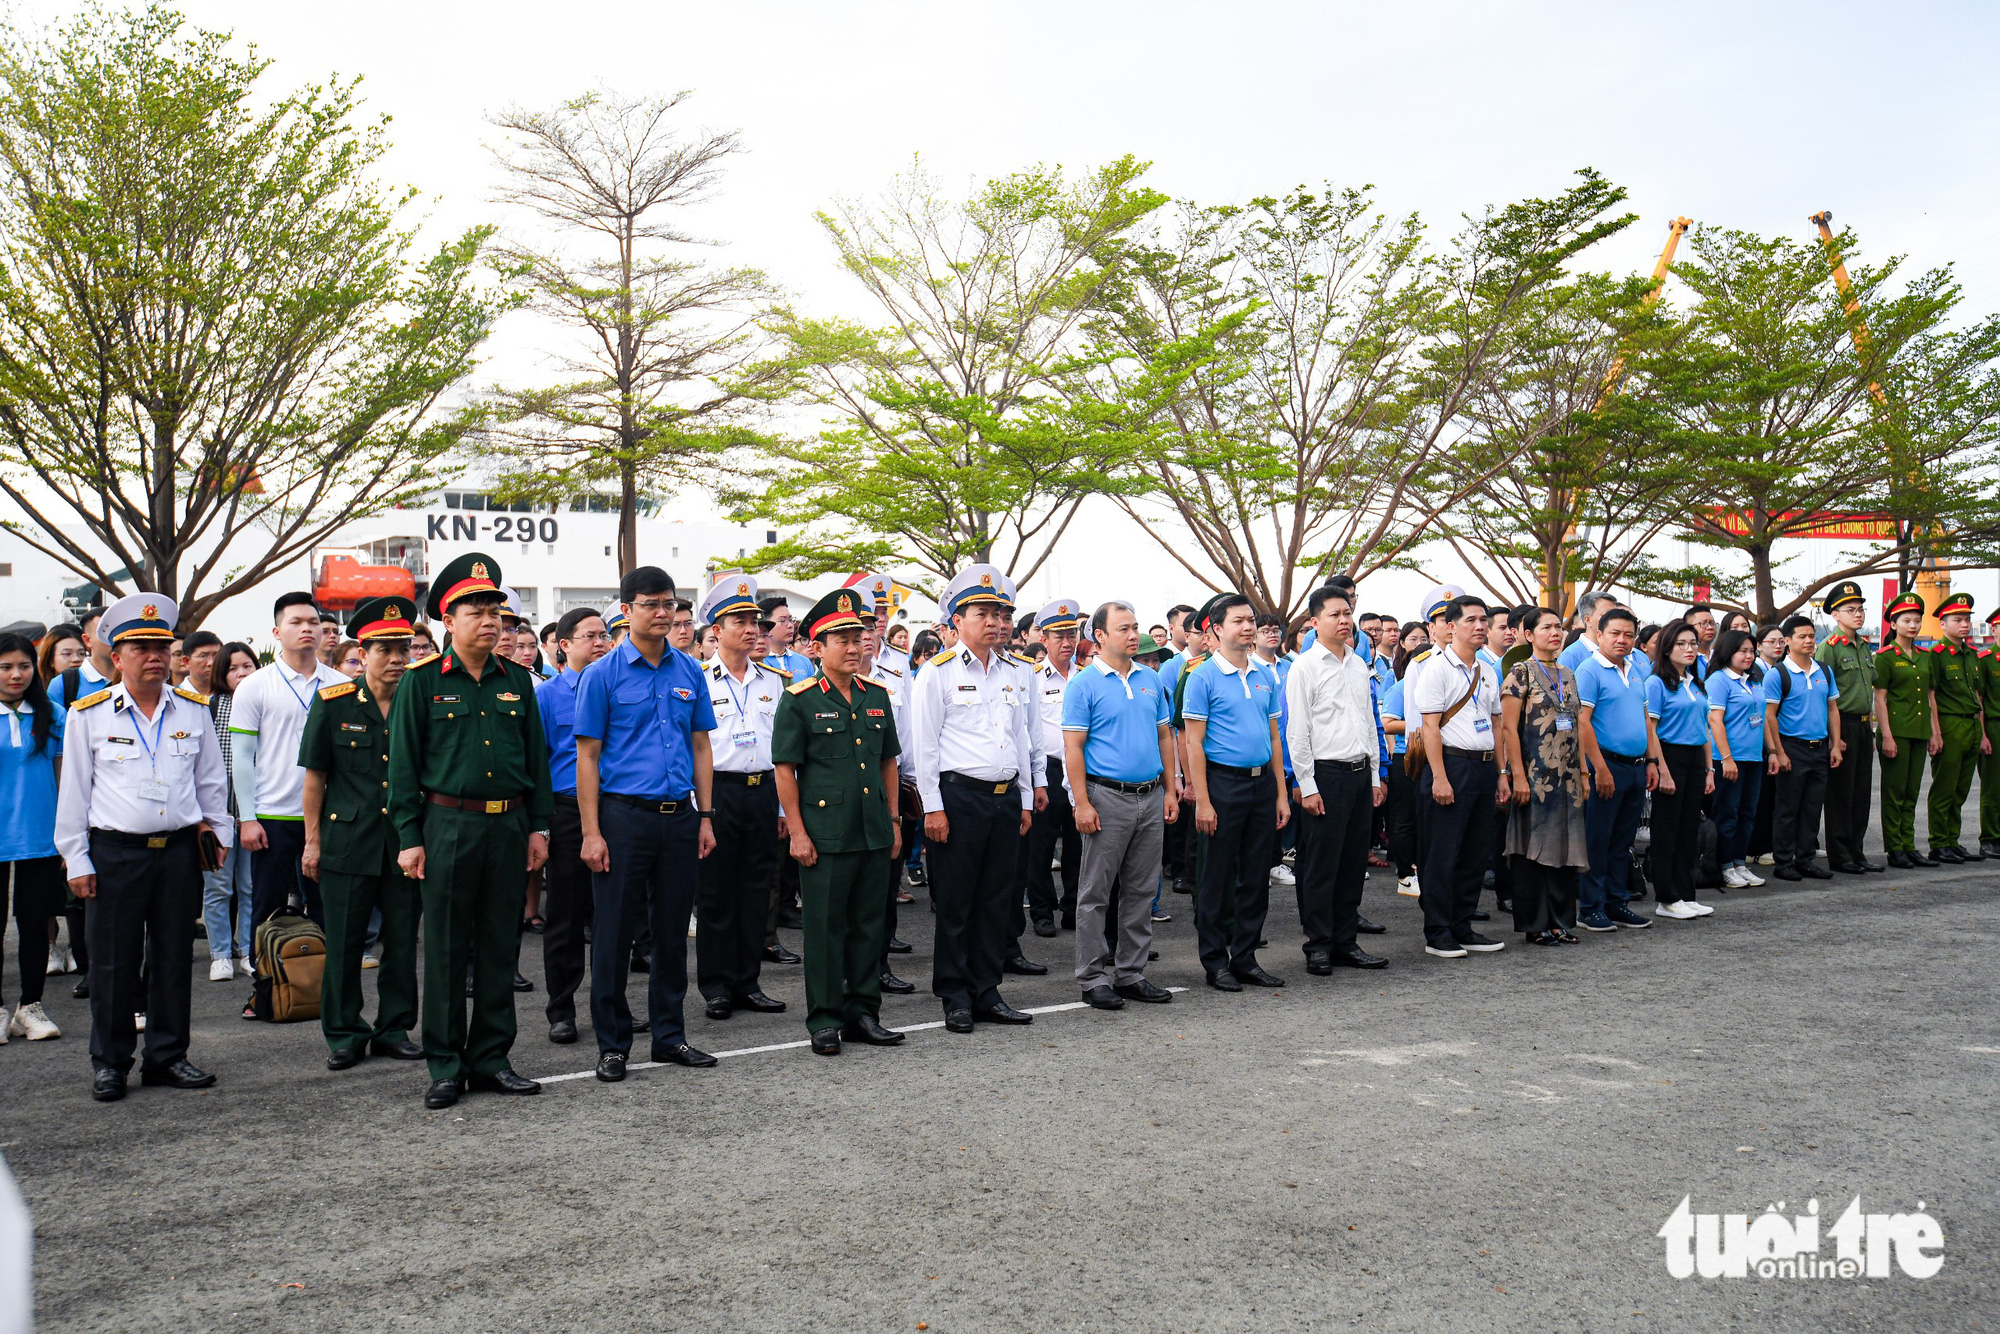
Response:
[1472,715,1491,734]
[138,776,171,802]
[1555,716,1573,732]
[731,730,759,750]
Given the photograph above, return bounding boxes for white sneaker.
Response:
[49,944,71,974]
[1268,864,1296,886]
[361,951,380,970]
[1736,864,1765,886]
[10,1002,58,1041]
[209,957,235,982]
[237,957,255,978]
[1397,876,1421,898]
[1719,865,1745,888]
[1654,901,1696,919]
[1684,901,1715,916]
[133,1012,146,1032]
[1756,853,1775,866]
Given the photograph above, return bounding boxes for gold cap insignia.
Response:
[737,582,749,595]
[839,594,852,611]
[980,574,993,586]
[471,561,489,579]
[142,604,158,620]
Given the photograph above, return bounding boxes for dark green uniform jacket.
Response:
[1929,640,1983,718]
[386,649,555,848]
[1815,632,1877,715]
[1874,642,1931,737]
[298,679,397,875]
[771,672,900,852]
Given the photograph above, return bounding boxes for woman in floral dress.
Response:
[1499,607,1588,944]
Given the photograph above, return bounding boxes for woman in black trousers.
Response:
[1644,621,1715,919]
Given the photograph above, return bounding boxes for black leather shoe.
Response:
[1933,845,1965,864]
[326,1046,366,1071]
[1232,964,1286,988]
[1911,849,1939,866]
[595,1052,627,1082]
[424,1078,461,1109]
[1861,859,1886,872]
[548,1020,579,1045]
[370,1038,425,1060]
[1833,861,1869,874]
[1958,843,1986,862]
[1886,851,1913,869]
[886,937,913,954]
[72,977,89,1000]
[1113,979,1172,1003]
[140,1060,216,1089]
[1059,913,1076,930]
[842,1014,906,1045]
[91,1068,127,1102]
[878,970,916,995]
[1171,876,1190,895]
[1356,916,1386,934]
[512,971,534,993]
[1773,865,1802,881]
[1799,863,1834,880]
[1003,953,1048,976]
[652,1043,717,1068]
[705,997,733,1020]
[470,1068,541,1095]
[1033,919,1058,938]
[1305,953,1332,976]
[630,951,652,973]
[1982,840,2000,860]
[1333,946,1388,969]
[1205,970,1243,992]
[1083,985,1125,1010]
[1470,910,1490,922]
[762,943,801,964]
[734,991,787,1013]
[944,1008,975,1033]
[974,1001,1033,1025]
[810,1027,842,1055]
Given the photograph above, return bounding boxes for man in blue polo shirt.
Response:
[575,566,718,1082]
[1763,613,1843,881]
[1575,606,1654,932]
[534,606,611,1045]
[1561,592,1653,681]
[1063,599,1179,1010]
[1181,592,1290,992]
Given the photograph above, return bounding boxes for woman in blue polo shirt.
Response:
[1705,630,1766,889]
[1645,621,1715,920]
[1379,673,1419,896]
[0,632,64,1042]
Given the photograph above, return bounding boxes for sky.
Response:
[19,0,2000,621]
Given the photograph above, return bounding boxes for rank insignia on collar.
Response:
[496,692,521,701]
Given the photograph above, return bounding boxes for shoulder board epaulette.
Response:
[876,662,904,677]
[174,685,211,705]
[1008,653,1036,668]
[318,680,358,701]
[786,678,817,694]
[762,663,793,680]
[73,687,113,710]
[408,653,441,670]
[1414,647,1435,660]
[858,674,885,689]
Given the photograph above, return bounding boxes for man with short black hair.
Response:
[1764,613,1842,880]
[1413,595,1510,958]
[535,605,613,1043]
[182,631,222,697]
[316,611,341,667]
[1683,603,1718,673]
[1575,606,1655,930]
[50,607,114,708]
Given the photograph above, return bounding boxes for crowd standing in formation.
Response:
[4,556,1997,1105]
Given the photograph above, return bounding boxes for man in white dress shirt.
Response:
[1023,599,1085,937]
[906,564,1044,1033]
[57,595,233,1102]
[1413,595,1512,960]
[1285,584,1389,976]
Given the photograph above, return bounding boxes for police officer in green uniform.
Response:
[1814,580,1882,874]
[300,595,425,1069]
[1979,608,2000,859]
[387,553,554,1108]
[1873,591,1935,869]
[1925,590,1986,864]
[771,588,905,1056]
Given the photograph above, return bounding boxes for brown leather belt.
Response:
[427,793,528,815]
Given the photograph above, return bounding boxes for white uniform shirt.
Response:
[907,643,1035,813]
[1411,645,1502,751]
[56,685,233,877]
[1009,653,1046,779]
[1285,641,1382,795]
[228,657,348,819]
[703,657,787,773]
[1031,657,1074,769]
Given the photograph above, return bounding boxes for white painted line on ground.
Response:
[537,987,1189,1085]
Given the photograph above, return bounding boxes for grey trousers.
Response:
[1074,781,1165,988]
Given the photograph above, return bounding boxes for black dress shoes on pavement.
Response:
[1886,851,1913,869]
[1833,861,1869,874]
[842,1014,906,1045]
[629,951,652,973]
[1932,845,1965,864]
[1113,979,1173,1003]
[1469,910,1490,922]
[1799,863,1834,880]
[91,1068,127,1102]
[1083,985,1125,1010]
[944,1008,975,1033]
[1205,970,1243,992]
[705,998,734,1020]
[327,1046,366,1071]
[1305,953,1333,976]
[140,1060,216,1089]
[424,1078,460,1109]
[1773,865,1803,881]
[1332,946,1388,969]
[652,1042,717,1068]
[1232,964,1286,988]
[1033,919,1058,938]
[810,1028,842,1056]
[370,1038,425,1060]
[974,1001,1034,1024]
[595,1052,626,1082]
[1356,916,1386,934]
[512,971,534,992]
[734,991,787,1013]
[1911,849,1940,866]
[762,943,802,965]
[879,969,916,995]
[548,1020,579,1045]
[1983,840,2000,860]
[886,937,913,954]
[73,977,89,1000]
[1960,844,1987,861]
[470,1068,541,1096]
[1003,953,1048,975]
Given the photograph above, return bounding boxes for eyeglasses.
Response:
[571,631,612,643]
[629,598,676,613]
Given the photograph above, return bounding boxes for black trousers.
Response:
[1508,857,1577,934]
[250,819,321,927]
[540,796,591,1026]
[1773,736,1831,868]
[1418,751,1498,947]
[1163,794,1194,881]
[1650,741,1709,905]
[765,834,801,947]
[1297,761,1372,956]
[882,778,920,968]
[589,800,697,1055]
[696,776,779,1003]
[1195,766,1276,976]
[85,829,200,1074]
[1823,711,1874,864]
[1025,757,1080,926]
[4,856,64,1007]
[930,780,1020,1013]
[1384,761,1419,876]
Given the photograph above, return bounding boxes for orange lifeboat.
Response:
[313,554,416,610]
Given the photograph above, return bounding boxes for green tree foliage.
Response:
[0,4,499,629]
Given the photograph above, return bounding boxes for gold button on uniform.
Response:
[817,799,826,807]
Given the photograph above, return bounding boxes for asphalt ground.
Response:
[4,777,1997,1333]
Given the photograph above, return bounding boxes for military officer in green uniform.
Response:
[1979,608,2000,859]
[387,553,554,1108]
[1924,590,1986,864]
[1814,581,1882,874]
[771,588,905,1056]
[1873,591,1936,869]
[300,595,425,1069]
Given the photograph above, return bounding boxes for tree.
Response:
[479,91,785,576]
[1088,170,1636,621]
[1637,225,2000,621]
[729,156,1166,589]
[0,4,499,630]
